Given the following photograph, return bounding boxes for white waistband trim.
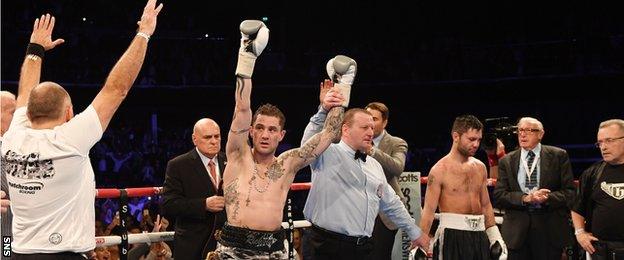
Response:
[438,213,485,231]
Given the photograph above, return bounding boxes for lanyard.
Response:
[521,153,539,178]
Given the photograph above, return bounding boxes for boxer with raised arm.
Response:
[212,20,347,259]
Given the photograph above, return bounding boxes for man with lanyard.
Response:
[494,117,575,260]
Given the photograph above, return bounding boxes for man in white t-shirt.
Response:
[0,1,163,258]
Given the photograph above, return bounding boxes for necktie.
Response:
[208,160,218,188]
[525,151,537,189]
[354,150,367,162]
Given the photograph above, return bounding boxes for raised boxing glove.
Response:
[326,55,356,107]
[235,20,269,78]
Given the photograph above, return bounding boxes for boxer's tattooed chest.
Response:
[224,178,241,220]
[245,160,289,206]
[266,161,285,181]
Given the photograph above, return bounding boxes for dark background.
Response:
[2,0,623,179]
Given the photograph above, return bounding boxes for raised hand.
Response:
[321,87,344,111]
[319,79,333,105]
[30,14,64,51]
[151,214,160,232]
[151,214,164,232]
[137,0,164,36]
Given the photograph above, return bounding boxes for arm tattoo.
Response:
[229,127,250,134]
[230,77,250,134]
[298,134,321,160]
[277,137,321,177]
[324,107,344,140]
[235,77,245,99]
[224,179,241,220]
[233,78,242,121]
[269,107,342,175]
[427,175,435,187]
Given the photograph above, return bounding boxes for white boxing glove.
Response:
[235,20,269,78]
[486,225,508,260]
[326,55,357,107]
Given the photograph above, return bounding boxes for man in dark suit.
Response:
[162,118,226,260]
[364,102,410,259]
[494,117,575,260]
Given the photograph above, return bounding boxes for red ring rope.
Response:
[96,187,162,198]
[94,178,579,198]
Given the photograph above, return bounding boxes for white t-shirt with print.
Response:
[1,105,102,254]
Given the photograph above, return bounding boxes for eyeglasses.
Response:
[517,128,541,134]
[595,136,624,148]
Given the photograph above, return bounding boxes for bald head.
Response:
[194,118,219,133]
[27,82,72,125]
[1,91,17,136]
[192,118,221,158]
[1,91,16,101]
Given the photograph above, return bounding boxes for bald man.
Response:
[1,91,16,137]
[1,2,162,258]
[161,118,228,259]
[1,90,17,257]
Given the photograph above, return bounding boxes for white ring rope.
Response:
[95,231,174,247]
[281,220,312,229]
[94,214,503,247]
[276,214,503,231]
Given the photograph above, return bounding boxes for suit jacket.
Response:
[161,148,227,260]
[493,145,575,249]
[370,131,408,230]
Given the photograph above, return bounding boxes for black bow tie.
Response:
[354,150,367,162]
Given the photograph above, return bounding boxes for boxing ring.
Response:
[93,176,508,260]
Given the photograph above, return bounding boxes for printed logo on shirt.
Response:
[7,181,44,195]
[49,233,62,245]
[1,150,55,179]
[600,182,624,200]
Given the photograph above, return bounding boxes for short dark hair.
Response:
[452,114,483,134]
[27,82,70,124]
[252,103,285,129]
[365,102,389,121]
[343,108,372,127]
